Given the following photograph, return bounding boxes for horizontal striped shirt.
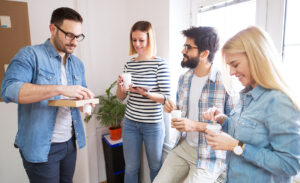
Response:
[123,57,170,123]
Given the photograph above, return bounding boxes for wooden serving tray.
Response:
[48,98,99,107]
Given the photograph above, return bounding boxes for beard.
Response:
[181,54,200,69]
[53,32,76,54]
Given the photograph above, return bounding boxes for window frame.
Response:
[191,0,286,55]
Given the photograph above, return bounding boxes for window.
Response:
[282,0,300,94]
[197,0,256,68]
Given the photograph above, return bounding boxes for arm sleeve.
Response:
[80,62,87,88]
[241,94,300,176]
[156,61,171,96]
[222,93,232,132]
[176,75,184,109]
[1,47,34,103]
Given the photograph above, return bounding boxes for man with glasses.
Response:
[1,7,94,183]
[154,26,232,183]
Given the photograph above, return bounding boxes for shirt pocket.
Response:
[236,118,257,144]
[37,68,56,84]
[73,74,82,85]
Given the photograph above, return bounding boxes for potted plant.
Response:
[85,81,126,140]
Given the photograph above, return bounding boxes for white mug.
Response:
[122,73,131,90]
[83,104,92,115]
[171,110,182,119]
[206,123,222,133]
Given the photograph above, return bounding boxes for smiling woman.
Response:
[116,20,171,183]
[203,26,300,183]
[224,52,256,88]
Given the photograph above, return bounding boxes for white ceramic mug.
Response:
[122,73,131,90]
[171,110,182,119]
[206,123,222,133]
[83,104,92,115]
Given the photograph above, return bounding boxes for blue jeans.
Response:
[20,136,77,183]
[122,118,165,183]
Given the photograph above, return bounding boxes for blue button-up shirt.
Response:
[224,85,300,183]
[1,39,87,163]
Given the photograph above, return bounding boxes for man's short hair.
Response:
[182,26,219,63]
[50,7,83,26]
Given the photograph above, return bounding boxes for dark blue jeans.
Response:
[20,137,77,183]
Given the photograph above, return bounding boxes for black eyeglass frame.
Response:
[183,44,198,52]
[54,24,85,42]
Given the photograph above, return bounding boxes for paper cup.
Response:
[122,73,131,90]
[206,123,222,133]
[171,110,181,119]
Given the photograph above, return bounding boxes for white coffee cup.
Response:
[122,73,131,90]
[83,104,92,115]
[206,123,222,133]
[171,110,181,119]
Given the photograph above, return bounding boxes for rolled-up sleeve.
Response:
[2,81,24,103]
[1,47,34,103]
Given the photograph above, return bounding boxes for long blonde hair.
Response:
[222,26,299,109]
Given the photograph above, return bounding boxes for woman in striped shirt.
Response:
[117,21,171,183]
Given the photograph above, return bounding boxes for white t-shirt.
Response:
[186,74,208,147]
[51,63,73,143]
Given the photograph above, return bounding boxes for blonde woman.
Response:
[203,26,300,183]
[117,21,170,183]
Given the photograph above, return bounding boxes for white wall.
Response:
[0,0,189,183]
[0,103,27,183]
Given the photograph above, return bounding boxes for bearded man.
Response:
[154,26,232,183]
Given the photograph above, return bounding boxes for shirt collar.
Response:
[44,39,59,58]
[241,85,266,101]
[191,64,218,82]
[44,39,71,60]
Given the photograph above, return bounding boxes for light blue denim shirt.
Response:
[1,39,87,163]
[223,85,300,183]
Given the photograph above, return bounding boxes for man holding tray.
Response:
[1,7,94,183]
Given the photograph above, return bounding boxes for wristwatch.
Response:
[233,141,245,156]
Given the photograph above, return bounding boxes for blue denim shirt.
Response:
[1,39,87,163]
[224,85,300,183]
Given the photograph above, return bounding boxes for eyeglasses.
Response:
[55,24,85,42]
[183,44,198,52]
